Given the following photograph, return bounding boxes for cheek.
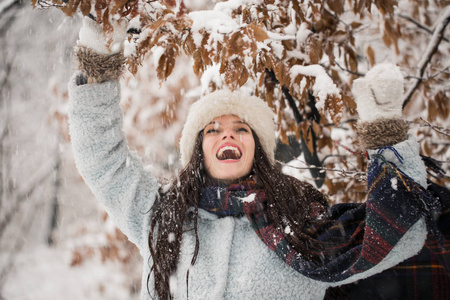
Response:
[202,138,214,164]
[202,139,218,177]
[246,149,255,166]
[243,136,255,158]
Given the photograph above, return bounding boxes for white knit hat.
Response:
[179,90,276,167]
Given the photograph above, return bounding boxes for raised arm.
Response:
[354,62,427,187]
[68,17,158,249]
[328,63,430,284]
[321,65,449,297]
[290,64,435,285]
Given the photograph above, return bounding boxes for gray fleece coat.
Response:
[68,72,428,300]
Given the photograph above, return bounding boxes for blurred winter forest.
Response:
[0,0,449,299]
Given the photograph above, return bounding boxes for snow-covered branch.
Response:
[403,7,450,108]
[282,161,367,181]
[398,13,450,43]
[418,118,450,137]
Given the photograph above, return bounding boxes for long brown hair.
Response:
[147,131,329,299]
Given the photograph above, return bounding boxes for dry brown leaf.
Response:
[376,0,397,15]
[382,19,400,54]
[272,62,284,86]
[317,135,333,151]
[221,57,245,90]
[265,88,275,111]
[248,24,269,42]
[325,94,344,125]
[331,30,348,43]
[80,0,91,16]
[102,8,114,49]
[434,91,449,120]
[308,37,322,64]
[200,35,213,66]
[183,34,196,55]
[350,21,363,29]
[427,98,437,122]
[342,94,357,111]
[366,46,376,67]
[327,0,345,15]
[346,46,358,73]
[422,140,432,156]
[228,31,245,56]
[162,0,177,8]
[239,67,249,87]
[70,250,84,266]
[95,0,108,12]
[157,47,177,81]
[324,42,335,66]
[111,0,128,14]
[309,2,321,22]
[61,0,80,16]
[192,51,204,76]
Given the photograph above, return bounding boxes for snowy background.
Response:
[0,0,449,299]
[0,2,143,299]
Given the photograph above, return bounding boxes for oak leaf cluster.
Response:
[36,0,450,199]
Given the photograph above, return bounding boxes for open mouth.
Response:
[216,145,242,160]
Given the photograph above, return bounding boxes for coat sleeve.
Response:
[295,137,433,286]
[328,136,430,285]
[68,72,158,250]
[324,183,450,298]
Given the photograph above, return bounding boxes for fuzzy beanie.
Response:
[179,90,276,167]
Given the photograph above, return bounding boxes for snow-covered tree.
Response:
[1,1,445,298]
[33,0,449,201]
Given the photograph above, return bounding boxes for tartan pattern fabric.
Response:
[199,155,448,286]
[200,179,265,218]
[324,181,450,299]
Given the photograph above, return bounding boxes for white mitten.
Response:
[352,63,404,122]
[77,16,128,55]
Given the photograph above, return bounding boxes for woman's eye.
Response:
[206,128,218,134]
[237,127,249,133]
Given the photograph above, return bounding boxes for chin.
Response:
[209,170,252,184]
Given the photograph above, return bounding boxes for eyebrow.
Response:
[206,120,248,125]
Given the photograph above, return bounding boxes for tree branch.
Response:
[47,146,61,246]
[398,13,449,43]
[403,7,450,109]
[418,118,450,137]
[282,160,367,181]
[333,61,365,76]
[404,65,450,80]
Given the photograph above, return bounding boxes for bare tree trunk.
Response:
[47,140,61,246]
[0,0,21,37]
[0,3,63,290]
[0,53,13,237]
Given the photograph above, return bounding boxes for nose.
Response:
[221,127,235,140]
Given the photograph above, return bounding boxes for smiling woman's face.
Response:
[202,115,255,182]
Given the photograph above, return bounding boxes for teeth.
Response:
[217,146,241,160]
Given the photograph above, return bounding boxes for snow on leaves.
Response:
[33,0,350,128]
[34,0,450,190]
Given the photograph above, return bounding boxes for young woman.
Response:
[68,17,448,299]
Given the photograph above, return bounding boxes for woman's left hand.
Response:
[352,63,404,122]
